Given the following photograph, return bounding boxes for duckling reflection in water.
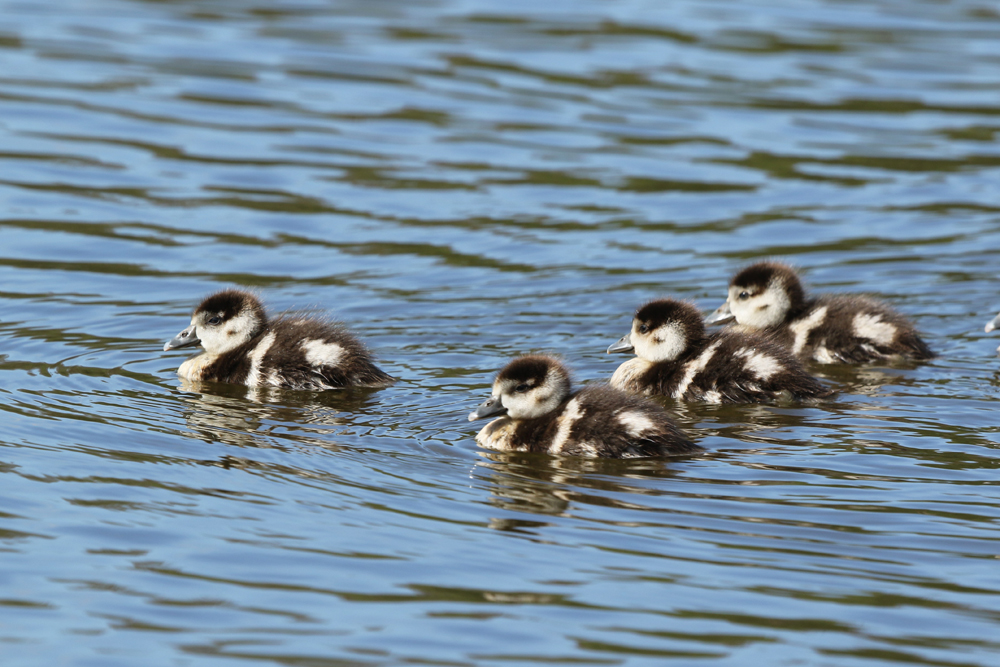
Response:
[608,298,831,403]
[468,355,699,458]
[475,449,691,522]
[707,261,934,364]
[176,382,357,452]
[163,289,394,391]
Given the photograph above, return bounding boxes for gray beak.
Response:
[986,313,1000,333]
[163,325,200,352]
[706,300,735,326]
[607,333,634,354]
[468,395,507,421]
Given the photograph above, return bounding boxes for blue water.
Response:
[2,0,1000,665]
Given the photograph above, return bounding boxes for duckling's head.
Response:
[468,355,572,422]
[608,299,705,361]
[163,289,267,355]
[707,261,804,329]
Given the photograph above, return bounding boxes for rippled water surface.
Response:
[3,0,1000,664]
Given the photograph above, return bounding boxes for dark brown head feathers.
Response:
[496,354,570,388]
[195,289,267,325]
[731,261,805,311]
[635,299,706,340]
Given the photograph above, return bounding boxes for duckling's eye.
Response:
[207,316,222,326]
[514,383,529,393]
[738,291,750,300]
[638,324,649,334]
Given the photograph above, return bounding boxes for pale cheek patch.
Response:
[509,373,566,420]
[790,306,828,354]
[301,339,345,367]
[634,322,685,362]
[196,327,226,354]
[502,392,542,420]
[201,310,260,354]
[617,411,655,437]
[228,312,258,342]
[730,279,791,329]
[852,313,897,345]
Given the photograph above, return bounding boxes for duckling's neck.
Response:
[611,357,655,392]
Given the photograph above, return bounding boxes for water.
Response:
[2,0,1000,664]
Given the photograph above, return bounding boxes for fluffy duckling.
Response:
[468,355,698,458]
[608,298,831,403]
[706,261,934,364]
[163,289,393,390]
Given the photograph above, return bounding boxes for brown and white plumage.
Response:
[609,298,831,403]
[467,355,698,458]
[706,261,934,364]
[163,289,393,390]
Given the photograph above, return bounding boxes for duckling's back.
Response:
[570,386,698,457]
[195,317,393,390]
[781,295,933,363]
[262,317,394,390]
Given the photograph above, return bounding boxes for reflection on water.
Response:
[475,450,689,519]
[175,380,398,479]
[2,0,1000,665]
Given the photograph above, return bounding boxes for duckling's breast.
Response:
[475,417,518,451]
[610,357,654,393]
[177,353,219,381]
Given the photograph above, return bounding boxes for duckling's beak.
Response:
[986,313,1000,333]
[607,333,634,354]
[468,395,507,421]
[706,300,735,326]
[163,325,200,352]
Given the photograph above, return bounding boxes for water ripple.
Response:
[2,0,1000,665]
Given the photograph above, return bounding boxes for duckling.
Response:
[706,261,934,364]
[468,355,698,458]
[608,298,831,403]
[163,289,393,390]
